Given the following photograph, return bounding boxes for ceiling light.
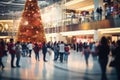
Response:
[65,0,84,6]
[76,5,94,10]
[60,30,95,36]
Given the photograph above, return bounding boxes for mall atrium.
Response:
[0,0,120,80]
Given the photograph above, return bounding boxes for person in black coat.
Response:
[114,40,120,80]
[96,36,110,80]
[33,43,40,61]
[0,39,5,70]
[42,42,47,62]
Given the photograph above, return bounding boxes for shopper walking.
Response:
[114,40,120,80]
[58,41,65,63]
[82,45,91,66]
[27,42,33,57]
[0,39,5,70]
[53,41,59,61]
[8,38,16,68]
[42,42,47,62]
[96,36,110,80]
[15,41,22,67]
[91,42,97,60]
[64,44,70,62]
[22,42,28,57]
[33,43,40,61]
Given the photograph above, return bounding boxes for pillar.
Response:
[94,0,104,10]
[93,30,98,42]
[94,0,104,19]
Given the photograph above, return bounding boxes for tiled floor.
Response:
[0,50,117,80]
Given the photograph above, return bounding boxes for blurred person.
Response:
[91,10,95,21]
[105,5,112,19]
[114,40,120,80]
[110,41,116,56]
[33,43,40,61]
[27,42,33,57]
[3,41,8,56]
[15,41,22,67]
[54,41,61,61]
[76,42,80,52]
[53,41,59,61]
[99,7,103,20]
[8,38,16,68]
[58,41,65,63]
[64,44,70,62]
[0,39,5,70]
[73,43,77,51]
[47,41,53,56]
[96,7,100,20]
[82,45,91,66]
[22,42,28,57]
[96,7,103,20]
[79,41,83,52]
[42,42,47,62]
[96,36,110,80]
[91,42,97,60]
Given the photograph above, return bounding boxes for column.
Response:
[94,30,98,42]
[94,0,99,11]
[94,0,104,10]
[94,0,104,20]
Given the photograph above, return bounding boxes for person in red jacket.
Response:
[8,38,16,68]
[64,44,70,62]
[0,39,5,70]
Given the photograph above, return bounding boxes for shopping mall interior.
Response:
[0,0,120,80]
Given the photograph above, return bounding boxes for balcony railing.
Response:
[0,32,16,37]
[0,32,8,36]
[0,18,120,37]
[45,18,120,34]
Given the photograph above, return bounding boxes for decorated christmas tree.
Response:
[16,0,46,43]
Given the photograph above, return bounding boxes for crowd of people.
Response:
[70,1,120,24]
[0,39,71,69]
[0,36,120,80]
[70,37,120,80]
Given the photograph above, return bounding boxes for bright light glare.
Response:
[60,30,95,36]
[98,28,120,34]
[24,21,28,25]
[76,5,94,10]
[65,0,85,6]
[5,24,8,29]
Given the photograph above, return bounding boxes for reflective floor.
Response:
[0,50,117,80]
